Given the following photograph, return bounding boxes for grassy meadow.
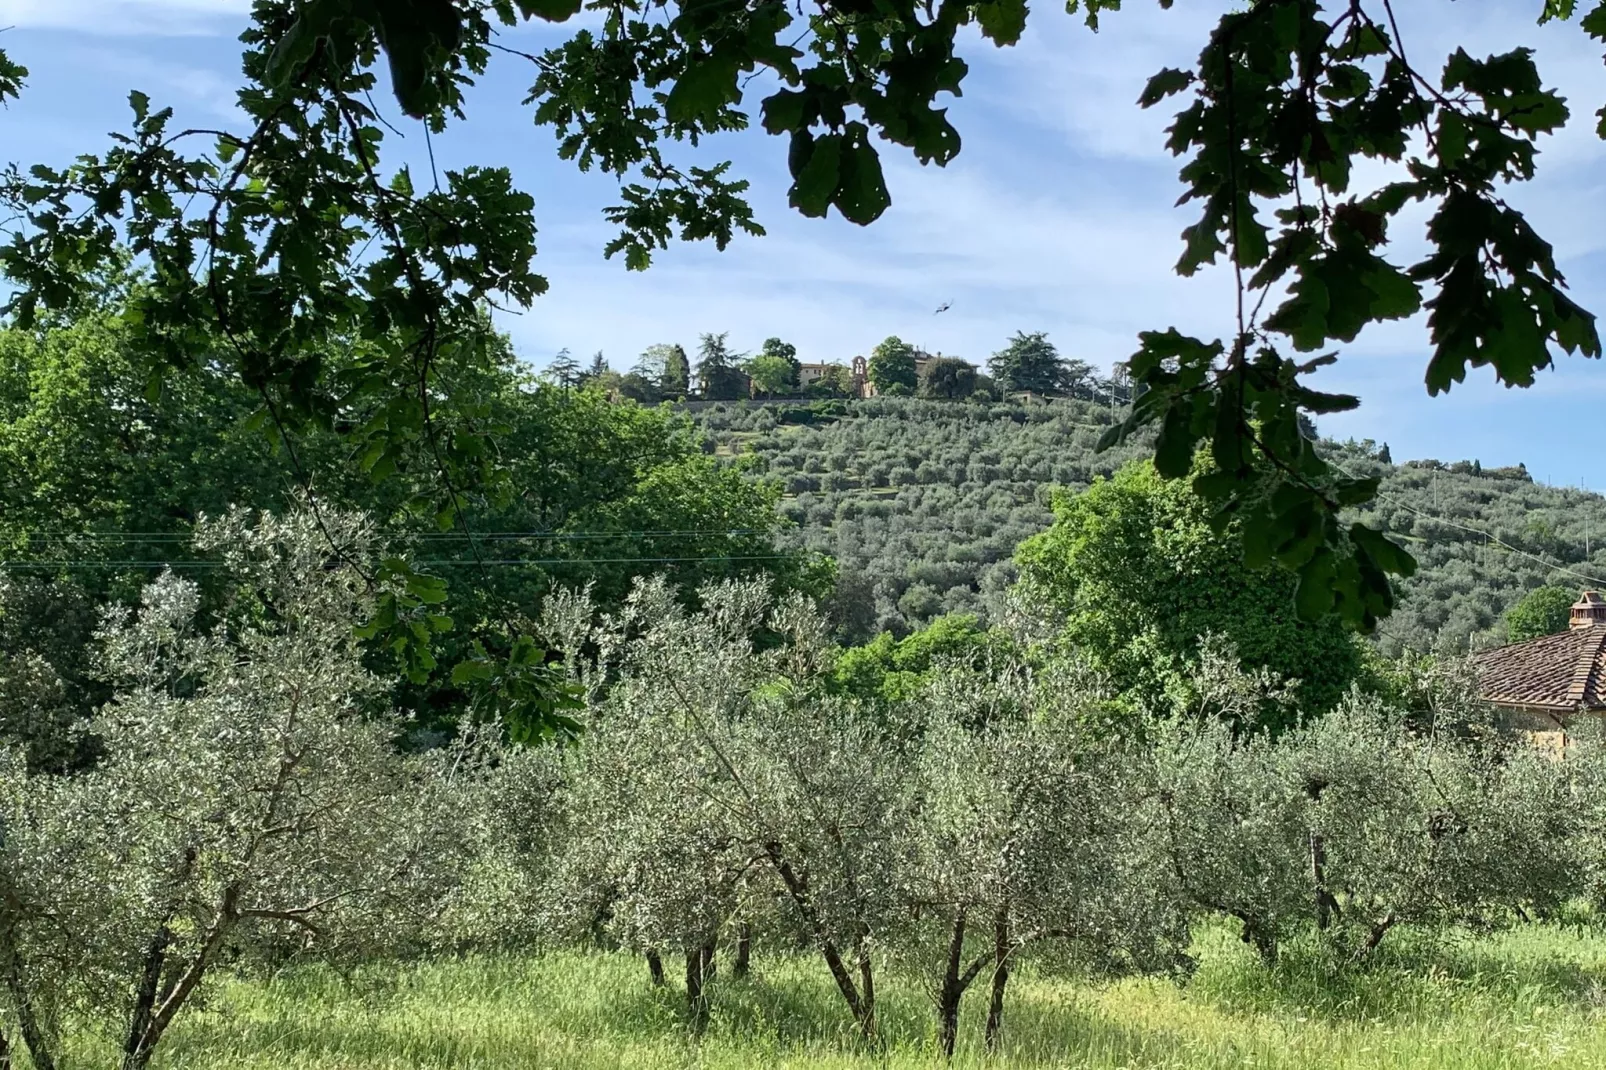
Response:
[51,923,1606,1070]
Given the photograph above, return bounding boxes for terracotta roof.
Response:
[1475,623,1606,712]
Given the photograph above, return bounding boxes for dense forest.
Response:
[690,398,1606,654]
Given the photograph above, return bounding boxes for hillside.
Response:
[689,398,1606,653]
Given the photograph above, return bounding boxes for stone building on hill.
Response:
[782,349,978,399]
[797,362,834,388]
[793,358,870,397]
[1474,591,1606,745]
[856,349,975,398]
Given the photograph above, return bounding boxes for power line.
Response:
[4,527,770,542]
[1331,458,1606,590]
[0,553,798,572]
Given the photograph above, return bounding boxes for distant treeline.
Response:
[551,330,1135,405]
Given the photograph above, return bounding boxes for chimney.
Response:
[1571,591,1606,629]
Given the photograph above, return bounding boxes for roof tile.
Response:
[1475,623,1606,712]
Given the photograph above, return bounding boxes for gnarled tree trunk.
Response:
[762,842,877,1042]
[700,935,718,982]
[684,946,708,1035]
[1310,831,1339,931]
[983,905,1011,1052]
[123,885,239,1070]
[122,920,174,1070]
[936,909,968,1059]
[856,945,877,1046]
[3,942,57,1070]
[733,923,751,979]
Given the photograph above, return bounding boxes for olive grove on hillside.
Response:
[693,400,1606,654]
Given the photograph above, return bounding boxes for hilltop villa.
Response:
[856,350,977,398]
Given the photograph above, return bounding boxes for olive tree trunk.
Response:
[936,909,969,1059]
[763,842,878,1043]
[684,947,709,1035]
[733,923,752,979]
[983,905,1011,1052]
[645,949,665,986]
[2,944,57,1070]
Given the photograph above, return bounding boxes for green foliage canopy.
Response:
[745,353,796,397]
[760,337,801,382]
[546,349,583,388]
[830,612,1015,707]
[988,331,1068,396]
[695,333,747,401]
[868,336,918,394]
[918,355,978,400]
[662,344,691,397]
[0,309,801,740]
[1503,585,1578,642]
[1015,460,1361,728]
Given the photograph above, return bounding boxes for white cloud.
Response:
[59,44,242,119]
[0,0,245,35]
[964,3,1225,163]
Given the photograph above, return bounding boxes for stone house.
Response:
[856,350,975,398]
[796,362,834,387]
[1474,591,1606,748]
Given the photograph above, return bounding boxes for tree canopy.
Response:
[988,331,1068,396]
[1503,585,1578,642]
[868,336,918,395]
[1015,459,1362,729]
[0,0,1603,653]
[695,333,748,401]
[547,349,583,388]
[760,337,801,380]
[0,308,806,742]
[745,353,796,397]
[918,356,978,400]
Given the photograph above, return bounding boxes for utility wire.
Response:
[5,528,769,542]
[1331,458,1606,589]
[0,553,798,571]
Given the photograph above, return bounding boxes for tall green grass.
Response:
[50,923,1606,1069]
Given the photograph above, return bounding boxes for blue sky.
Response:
[0,0,1603,486]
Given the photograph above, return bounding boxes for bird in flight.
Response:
[934,300,952,315]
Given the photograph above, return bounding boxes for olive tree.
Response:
[427,588,624,955]
[0,650,80,775]
[1561,720,1606,911]
[1285,692,1578,958]
[908,656,1184,1056]
[557,688,756,1030]
[744,694,913,1043]
[432,740,571,953]
[1145,641,1312,965]
[0,574,100,774]
[551,576,911,1042]
[0,508,477,1070]
[1151,640,1577,966]
[0,751,102,1070]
